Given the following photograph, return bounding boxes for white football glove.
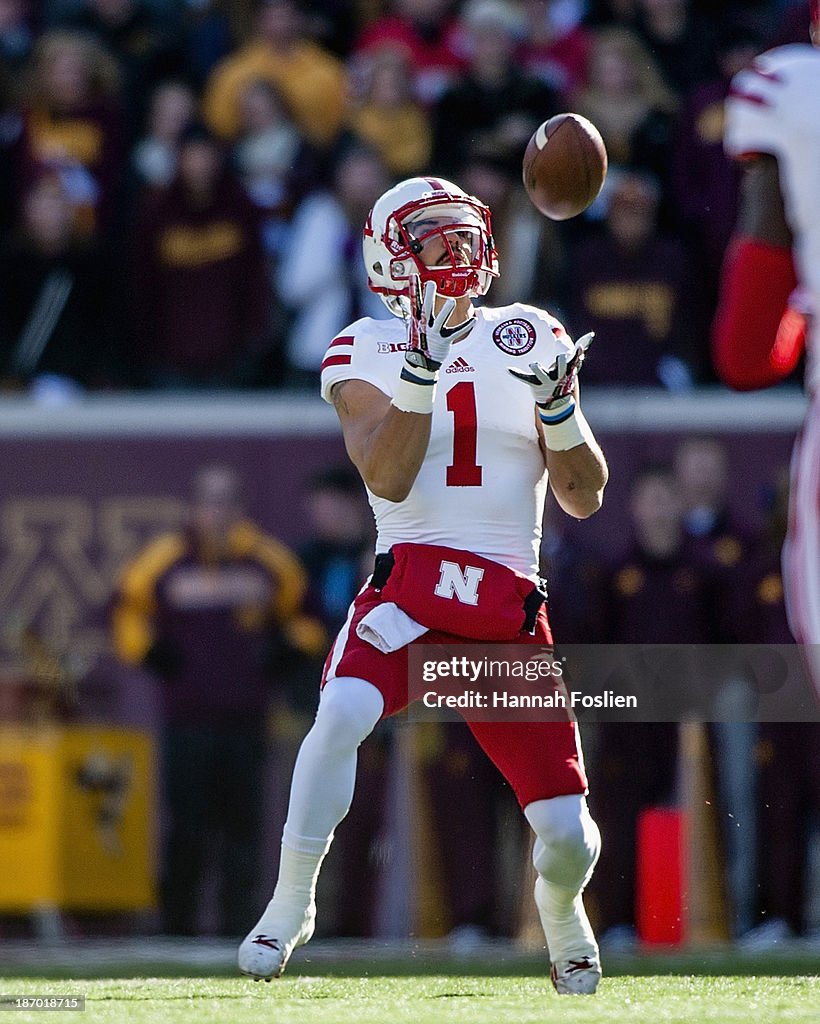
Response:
[407,277,475,369]
[507,331,594,423]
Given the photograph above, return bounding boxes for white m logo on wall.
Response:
[434,560,484,605]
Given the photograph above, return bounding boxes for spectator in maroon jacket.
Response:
[54,0,184,141]
[674,435,754,565]
[295,464,388,939]
[17,29,125,239]
[540,494,605,646]
[569,169,703,387]
[112,464,321,936]
[601,461,718,648]
[587,462,718,948]
[131,122,274,388]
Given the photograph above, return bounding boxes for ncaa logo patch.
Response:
[492,318,537,356]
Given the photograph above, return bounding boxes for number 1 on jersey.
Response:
[446,381,483,487]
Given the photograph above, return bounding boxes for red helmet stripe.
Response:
[813,0,819,25]
[425,177,445,191]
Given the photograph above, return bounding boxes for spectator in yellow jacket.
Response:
[203,0,346,149]
[112,464,324,936]
[346,49,432,177]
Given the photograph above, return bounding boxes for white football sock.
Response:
[525,795,601,962]
[269,829,331,912]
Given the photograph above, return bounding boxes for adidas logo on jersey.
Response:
[446,357,475,374]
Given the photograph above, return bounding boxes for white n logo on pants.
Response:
[434,561,485,605]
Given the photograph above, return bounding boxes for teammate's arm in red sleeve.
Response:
[712,154,805,390]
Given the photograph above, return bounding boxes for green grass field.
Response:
[2,952,818,1024]
[1,974,817,1024]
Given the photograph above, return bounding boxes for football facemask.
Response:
[364,178,499,317]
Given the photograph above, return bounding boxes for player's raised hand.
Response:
[508,332,594,419]
[407,278,475,368]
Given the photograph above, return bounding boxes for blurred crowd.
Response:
[0,0,813,394]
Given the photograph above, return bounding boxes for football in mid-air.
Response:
[522,113,608,221]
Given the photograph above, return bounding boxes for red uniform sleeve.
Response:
[712,236,804,390]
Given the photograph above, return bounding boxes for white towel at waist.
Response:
[356,602,428,653]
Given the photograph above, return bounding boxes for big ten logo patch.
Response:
[434,561,485,605]
[0,497,186,673]
[492,319,536,356]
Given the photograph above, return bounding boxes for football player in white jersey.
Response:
[238,177,608,994]
[713,2,820,690]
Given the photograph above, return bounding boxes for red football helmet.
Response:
[363,177,499,317]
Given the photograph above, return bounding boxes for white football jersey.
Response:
[320,303,575,576]
[725,44,820,392]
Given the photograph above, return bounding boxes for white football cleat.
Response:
[237,907,315,981]
[550,955,602,995]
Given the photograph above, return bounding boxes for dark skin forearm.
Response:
[332,379,431,502]
[738,154,793,247]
